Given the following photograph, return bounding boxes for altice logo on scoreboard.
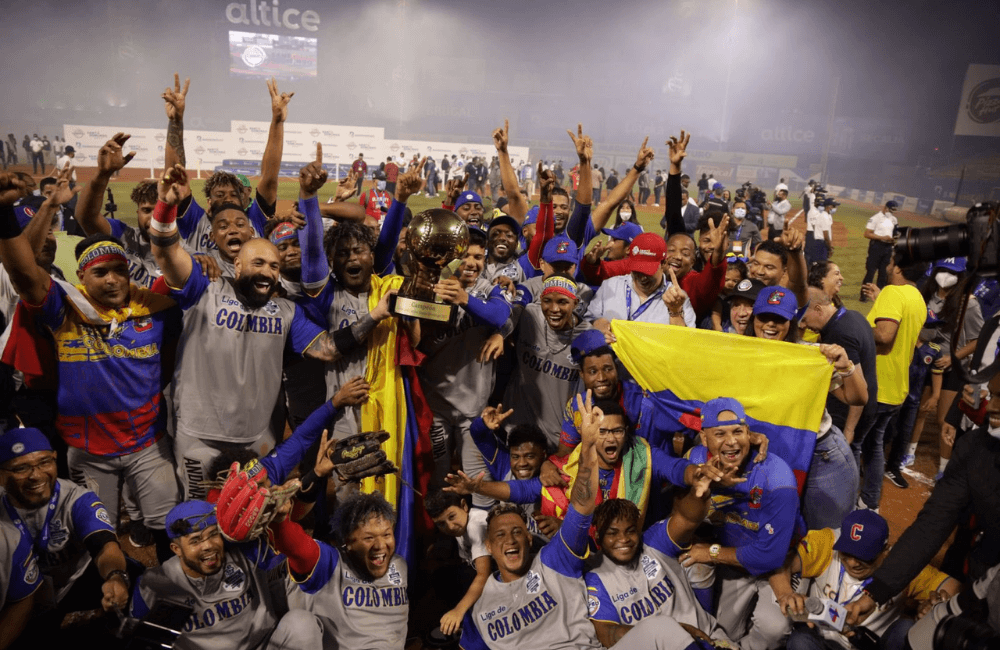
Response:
[226,1,320,32]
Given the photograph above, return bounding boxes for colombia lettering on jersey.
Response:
[520,351,579,382]
[341,584,409,608]
[485,590,559,641]
[183,591,255,632]
[213,308,284,335]
[616,573,675,624]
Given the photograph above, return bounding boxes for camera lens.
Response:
[893,224,968,269]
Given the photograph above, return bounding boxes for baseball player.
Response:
[295,151,421,439]
[0,429,130,634]
[680,397,803,650]
[512,235,594,318]
[149,165,348,500]
[483,214,525,284]
[769,510,959,650]
[268,492,410,649]
[160,74,289,254]
[584,495,734,647]
[501,274,594,448]
[417,227,512,498]
[0,175,183,556]
[132,500,323,650]
[0,515,39,648]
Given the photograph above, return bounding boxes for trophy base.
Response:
[389,294,456,322]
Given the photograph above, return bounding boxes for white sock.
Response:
[939,457,949,473]
[907,443,918,456]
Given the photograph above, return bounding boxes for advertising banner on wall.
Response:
[954,64,1000,137]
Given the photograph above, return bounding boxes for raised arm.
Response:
[162,73,189,171]
[0,175,52,305]
[376,157,426,273]
[570,392,602,517]
[297,143,330,296]
[76,133,136,236]
[149,165,195,289]
[591,137,654,232]
[493,120,527,223]
[780,227,808,308]
[258,77,294,206]
[663,131,690,237]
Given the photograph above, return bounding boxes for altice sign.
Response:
[226,1,320,31]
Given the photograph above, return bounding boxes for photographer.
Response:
[903,563,999,650]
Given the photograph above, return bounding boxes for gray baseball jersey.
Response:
[131,538,285,650]
[291,542,409,649]
[484,259,525,285]
[504,303,592,448]
[585,520,732,644]
[0,478,116,606]
[419,276,502,420]
[208,250,236,279]
[459,507,601,650]
[108,218,194,288]
[169,263,324,444]
[0,518,40,611]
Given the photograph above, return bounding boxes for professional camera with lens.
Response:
[894,202,1000,277]
[933,613,1000,650]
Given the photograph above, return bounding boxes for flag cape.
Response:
[541,436,653,524]
[610,321,833,492]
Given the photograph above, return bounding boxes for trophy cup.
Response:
[389,208,470,322]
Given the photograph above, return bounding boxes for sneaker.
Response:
[127,520,154,547]
[884,468,909,489]
[901,453,915,468]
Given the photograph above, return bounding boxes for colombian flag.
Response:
[610,321,833,492]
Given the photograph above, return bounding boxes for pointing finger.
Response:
[577,123,583,138]
[182,76,190,96]
[641,136,648,150]
[173,72,181,92]
[123,152,136,165]
[417,156,427,173]
[315,142,322,164]
[668,266,679,286]
[504,118,509,135]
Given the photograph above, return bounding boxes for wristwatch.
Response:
[709,543,722,561]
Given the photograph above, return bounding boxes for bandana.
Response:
[269,222,297,245]
[77,241,127,272]
[541,276,578,301]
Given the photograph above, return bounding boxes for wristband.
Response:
[104,569,130,589]
[151,200,178,234]
[149,232,180,248]
[669,311,684,318]
[0,204,21,239]
[633,164,645,173]
[837,363,856,378]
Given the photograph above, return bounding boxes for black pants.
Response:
[862,241,893,287]
[654,186,662,204]
[31,151,44,174]
[638,187,650,205]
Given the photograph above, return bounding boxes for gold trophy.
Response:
[389,208,470,322]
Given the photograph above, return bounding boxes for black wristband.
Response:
[297,470,322,504]
[0,204,21,239]
[633,164,645,173]
[149,232,180,247]
[333,326,363,355]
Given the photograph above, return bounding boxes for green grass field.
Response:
[56,178,909,317]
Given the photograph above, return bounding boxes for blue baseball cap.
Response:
[542,235,578,264]
[932,257,966,274]
[487,214,521,238]
[570,330,610,365]
[0,428,52,466]
[712,182,724,191]
[753,286,797,321]
[454,191,482,211]
[601,221,643,244]
[701,397,747,429]
[524,205,539,226]
[833,510,889,562]
[166,500,218,539]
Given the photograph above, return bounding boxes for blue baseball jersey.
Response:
[177,196,269,255]
[907,341,944,402]
[0,519,40,610]
[27,280,181,456]
[687,447,801,575]
[459,506,601,650]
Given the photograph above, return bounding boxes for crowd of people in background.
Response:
[0,73,997,650]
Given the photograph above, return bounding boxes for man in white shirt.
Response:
[860,200,899,300]
[806,197,836,265]
[54,146,78,187]
[29,135,44,174]
[767,184,792,240]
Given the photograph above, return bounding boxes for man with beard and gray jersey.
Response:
[461,395,714,650]
[483,214,525,284]
[417,227,512,498]
[269,492,410,649]
[149,165,350,500]
[585,498,735,648]
[132,500,323,650]
[294,150,421,441]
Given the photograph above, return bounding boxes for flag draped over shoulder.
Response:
[610,320,833,492]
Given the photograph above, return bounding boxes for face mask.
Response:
[376,181,387,191]
[733,208,747,220]
[619,211,633,221]
[935,271,958,289]
[831,208,837,215]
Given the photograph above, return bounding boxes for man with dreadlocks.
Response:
[132,500,324,650]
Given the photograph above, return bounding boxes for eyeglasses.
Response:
[2,456,56,478]
[598,427,627,436]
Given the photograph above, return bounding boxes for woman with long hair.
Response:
[808,260,844,308]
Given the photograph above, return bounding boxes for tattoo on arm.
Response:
[305,332,342,362]
[350,313,379,343]
[572,464,594,507]
[167,119,185,167]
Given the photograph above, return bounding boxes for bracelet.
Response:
[633,164,645,173]
[837,362,856,378]
[668,311,684,317]
[104,569,130,589]
[149,232,180,248]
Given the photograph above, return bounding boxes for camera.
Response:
[894,202,999,277]
[933,614,1000,650]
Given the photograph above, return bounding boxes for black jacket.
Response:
[867,428,1000,604]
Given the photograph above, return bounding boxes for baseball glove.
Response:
[215,462,299,542]
[331,430,397,482]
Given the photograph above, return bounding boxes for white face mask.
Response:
[376,181,387,191]
[619,211,632,221]
[935,271,958,289]
[733,208,747,220]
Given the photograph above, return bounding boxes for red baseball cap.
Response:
[625,233,666,275]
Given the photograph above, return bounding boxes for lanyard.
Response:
[834,563,872,606]
[3,480,60,552]
[625,280,664,321]
[832,306,846,322]
[735,225,744,240]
